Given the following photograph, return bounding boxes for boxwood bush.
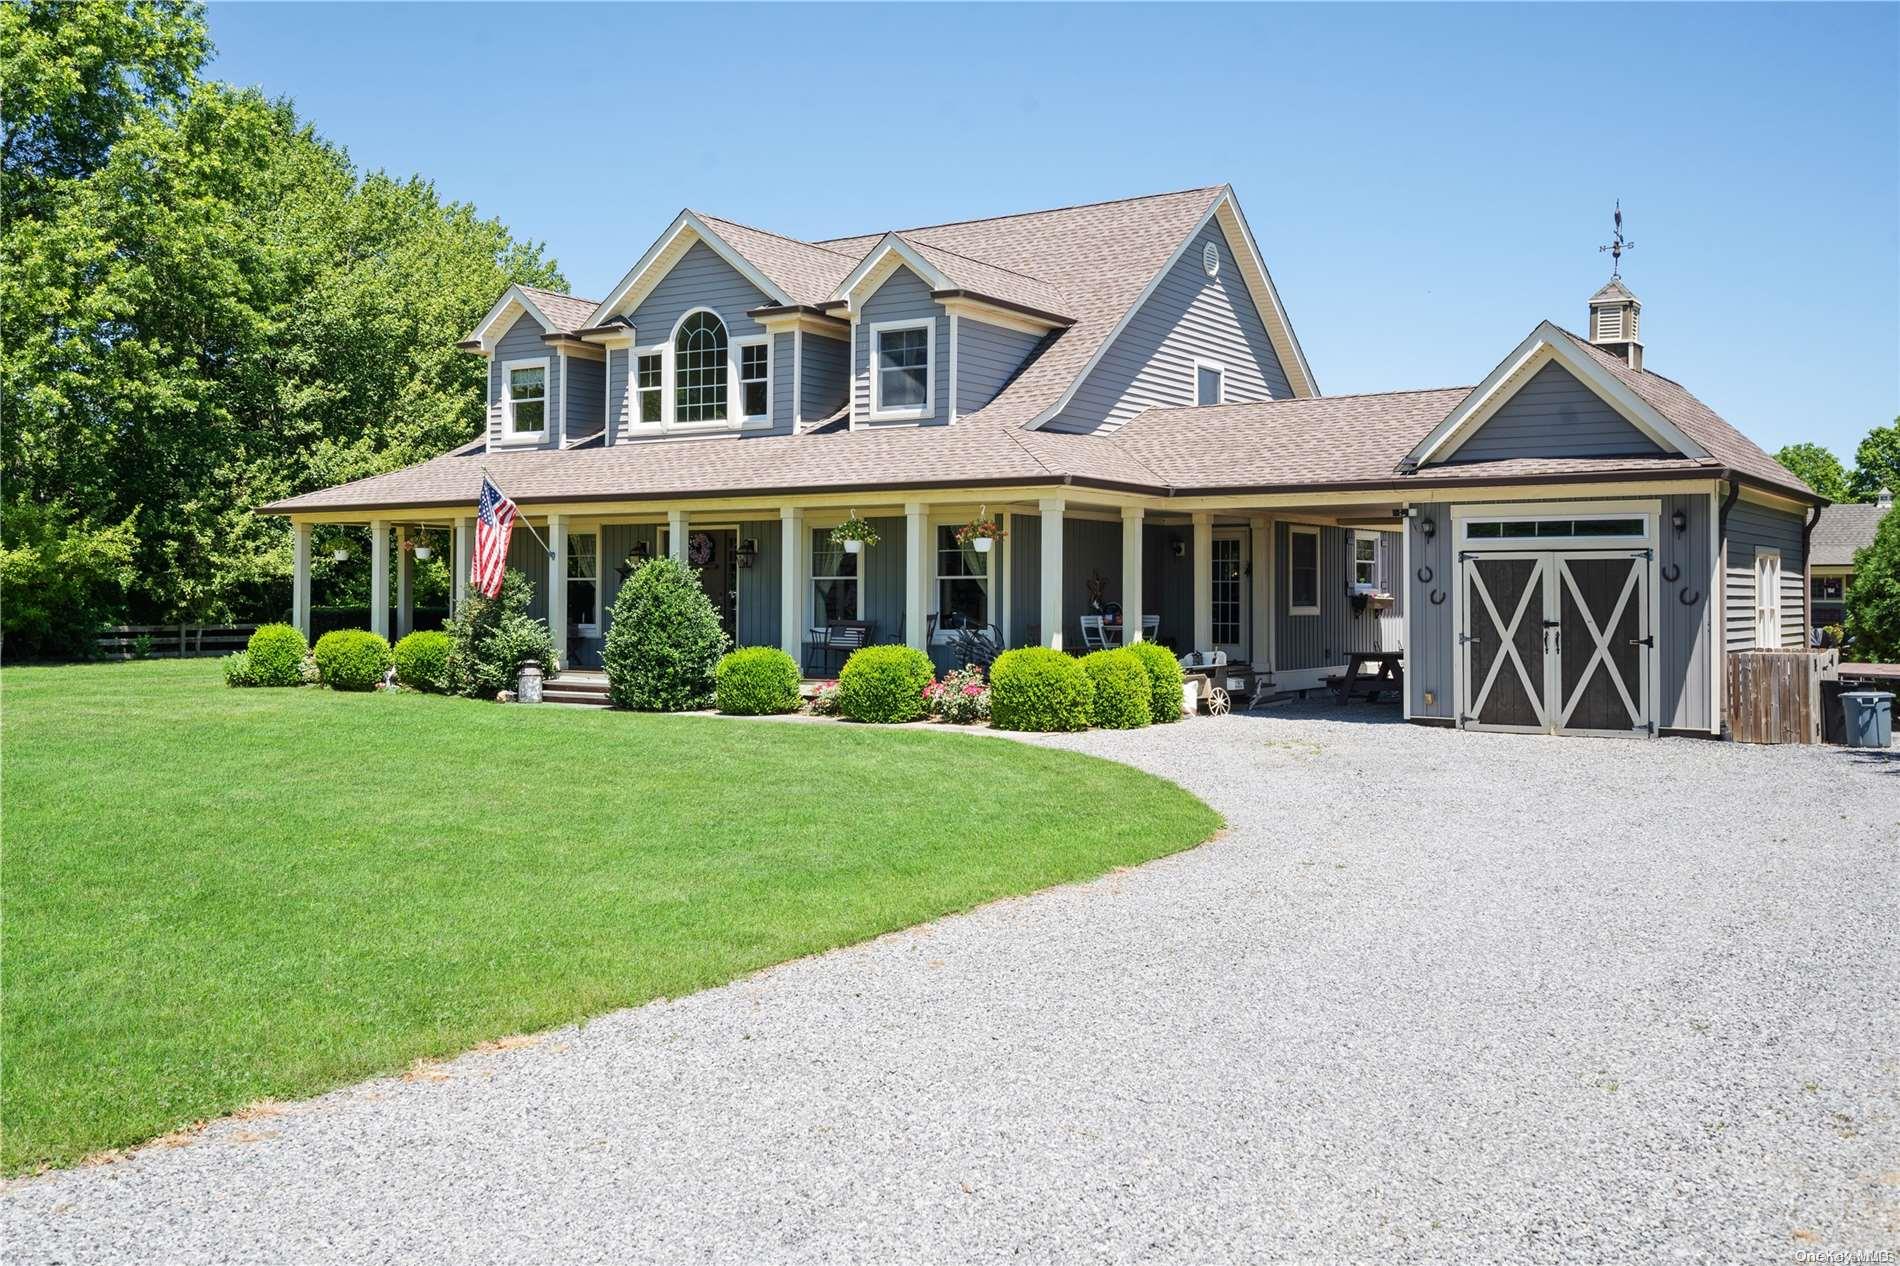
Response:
[444,568,557,700]
[988,647,1094,733]
[714,646,802,715]
[245,623,308,687]
[1081,648,1152,729]
[220,650,258,687]
[603,556,728,711]
[836,644,934,723]
[1126,639,1186,724]
[393,629,454,693]
[313,629,393,691]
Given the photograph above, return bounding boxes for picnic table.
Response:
[1334,651,1404,704]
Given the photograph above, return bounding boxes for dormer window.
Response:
[737,337,770,421]
[871,318,933,421]
[504,359,548,438]
[635,351,662,423]
[674,311,728,423]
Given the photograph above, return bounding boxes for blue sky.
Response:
[208,3,1897,462]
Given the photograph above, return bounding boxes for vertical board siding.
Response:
[1405,499,1454,717]
[859,517,908,641]
[564,355,605,442]
[770,333,795,433]
[735,519,781,647]
[620,240,768,440]
[1448,361,1662,462]
[599,524,659,637]
[1659,493,1714,731]
[1274,523,1351,671]
[957,319,1045,417]
[503,525,552,622]
[488,312,559,450]
[1062,518,1122,650]
[605,349,628,440]
[800,332,849,426]
[1047,225,1290,434]
[1144,524,1193,652]
[1009,516,1041,647]
[853,265,949,425]
[1725,499,1808,651]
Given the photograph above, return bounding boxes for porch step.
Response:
[542,674,612,707]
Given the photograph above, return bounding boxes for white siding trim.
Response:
[1190,356,1226,406]
[587,212,793,325]
[1287,525,1321,616]
[866,317,937,423]
[495,355,551,446]
[947,311,959,423]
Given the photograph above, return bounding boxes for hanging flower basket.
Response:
[955,510,1007,554]
[830,514,880,555]
[413,545,433,561]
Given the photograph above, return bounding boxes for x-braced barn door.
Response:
[1459,551,1651,736]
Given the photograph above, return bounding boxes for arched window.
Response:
[674,311,728,423]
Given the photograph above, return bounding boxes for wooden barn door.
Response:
[1460,553,1551,732]
[1552,553,1650,737]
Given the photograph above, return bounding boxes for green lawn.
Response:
[0,659,1219,1174]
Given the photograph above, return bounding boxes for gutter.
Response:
[928,290,1076,328]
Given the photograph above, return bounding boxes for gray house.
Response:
[1808,488,1892,629]
[265,185,1824,739]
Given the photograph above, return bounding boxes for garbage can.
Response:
[1840,691,1892,749]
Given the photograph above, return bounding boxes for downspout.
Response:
[1800,503,1824,637]
[1716,481,1741,739]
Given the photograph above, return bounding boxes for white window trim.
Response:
[1288,525,1321,616]
[628,344,665,433]
[868,317,936,423]
[931,518,992,642]
[1755,547,1783,648]
[663,307,738,435]
[1351,529,1382,592]
[498,355,550,444]
[568,531,602,633]
[811,525,863,623]
[1191,356,1226,407]
[734,334,772,425]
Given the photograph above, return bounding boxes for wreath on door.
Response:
[687,531,715,568]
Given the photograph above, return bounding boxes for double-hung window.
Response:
[1289,526,1321,615]
[504,359,548,438]
[674,311,728,424]
[1755,548,1783,648]
[812,531,858,623]
[935,526,989,632]
[871,319,933,420]
[634,351,663,424]
[737,338,770,422]
[1353,531,1379,590]
[568,533,598,631]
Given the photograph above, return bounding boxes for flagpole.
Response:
[481,467,555,558]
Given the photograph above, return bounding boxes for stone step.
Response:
[542,676,612,707]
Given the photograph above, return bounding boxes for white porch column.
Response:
[905,501,929,651]
[1250,516,1272,669]
[369,519,391,640]
[291,521,312,640]
[667,509,687,563]
[453,517,473,613]
[999,510,1013,646]
[1191,512,1213,652]
[1040,497,1065,650]
[547,514,568,669]
[780,507,805,663]
[396,526,414,638]
[1120,506,1145,643]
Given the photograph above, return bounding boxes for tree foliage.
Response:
[2,1,563,649]
[1850,420,1900,503]
[1845,506,1900,663]
[1774,443,1852,503]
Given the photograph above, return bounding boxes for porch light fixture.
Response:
[614,541,653,582]
[736,538,759,569]
[1671,508,1688,535]
[1418,516,1437,540]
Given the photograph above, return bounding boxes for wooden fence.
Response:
[1727,648,1838,744]
[96,624,256,660]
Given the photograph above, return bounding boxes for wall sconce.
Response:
[736,538,759,569]
[1671,508,1688,535]
[615,540,654,582]
[1418,516,1437,540]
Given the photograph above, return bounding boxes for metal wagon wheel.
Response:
[1207,687,1231,716]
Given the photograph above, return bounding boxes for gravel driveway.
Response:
[7,705,1896,1264]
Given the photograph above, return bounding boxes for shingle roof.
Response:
[517,285,600,334]
[692,214,857,307]
[894,236,1072,321]
[1811,499,1893,567]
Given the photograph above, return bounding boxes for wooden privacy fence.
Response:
[1727,648,1838,744]
[96,624,256,660]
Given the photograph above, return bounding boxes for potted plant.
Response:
[955,509,1007,554]
[830,513,880,555]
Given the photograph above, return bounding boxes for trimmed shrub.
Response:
[1126,639,1186,724]
[313,629,393,691]
[603,556,728,711]
[1081,648,1152,729]
[393,629,454,693]
[715,646,801,715]
[989,647,1094,733]
[836,644,934,723]
[445,568,556,699]
[221,650,258,687]
[246,622,308,687]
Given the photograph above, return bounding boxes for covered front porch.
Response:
[284,488,1408,688]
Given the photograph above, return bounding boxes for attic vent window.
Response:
[1202,242,1220,278]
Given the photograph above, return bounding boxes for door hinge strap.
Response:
[1628,635,1654,648]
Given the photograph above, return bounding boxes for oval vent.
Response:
[1202,242,1220,277]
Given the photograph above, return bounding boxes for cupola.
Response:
[1588,277,1643,372]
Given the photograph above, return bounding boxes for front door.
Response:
[1459,550,1650,736]
[1210,531,1249,661]
[685,529,738,643]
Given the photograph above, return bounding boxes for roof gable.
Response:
[587,210,797,325]
[1404,322,1707,470]
[465,284,600,348]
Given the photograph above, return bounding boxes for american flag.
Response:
[472,475,517,598]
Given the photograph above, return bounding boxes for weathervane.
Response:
[1599,199,1634,278]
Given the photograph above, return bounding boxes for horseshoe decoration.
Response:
[1416,565,1434,584]
[1678,587,1702,606]
[1429,588,1447,606]
[1661,563,1681,583]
